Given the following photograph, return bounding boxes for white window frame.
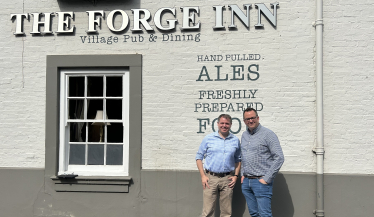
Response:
[58,68,130,176]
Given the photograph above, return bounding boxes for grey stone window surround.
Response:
[45,54,142,193]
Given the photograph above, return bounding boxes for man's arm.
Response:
[261,131,285,184]
[228,162,241,188]
[196,159,209,189]
[196,135,209,189]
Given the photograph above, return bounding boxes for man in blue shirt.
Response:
[240,108,284,217]
[196,114,241,217]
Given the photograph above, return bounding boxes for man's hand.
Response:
[241,175,244,183]
[228,176,238,188]
[259,178,267,185]
[201,175,210,189]
[196,160,210,189]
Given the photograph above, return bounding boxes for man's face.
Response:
[243,111,259,131]
[217,117,232,135]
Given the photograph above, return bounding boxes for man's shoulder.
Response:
[241,129,249,137]
[228,133,240,141]
[259,125,276,135]
[204,132,218,139]
[258,125,280,143]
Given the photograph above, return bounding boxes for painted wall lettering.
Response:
[197,117,243,134]
[194,54,264,134]
[196,64,260,82]
[10,3,279,35]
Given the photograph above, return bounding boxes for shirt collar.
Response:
[214,131,234,139]
[248,124,262,135]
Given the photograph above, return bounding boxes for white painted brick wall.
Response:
[1,0,372,174]
[323,1,374,174]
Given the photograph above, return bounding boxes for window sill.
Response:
[50,175,132,193]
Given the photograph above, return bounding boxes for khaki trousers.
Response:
[202,173,234,217]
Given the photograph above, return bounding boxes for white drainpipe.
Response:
[313,0,325,216]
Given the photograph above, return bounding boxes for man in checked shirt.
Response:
[196,114,241,217]
[241,108,284,217]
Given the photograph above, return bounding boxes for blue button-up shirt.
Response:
[241,124,284,183]
[196,131,241,173]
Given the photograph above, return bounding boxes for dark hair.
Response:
[243,107,258,117]
[218,114,232,124]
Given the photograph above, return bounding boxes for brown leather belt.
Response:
[245,175,263,179]
[206,170,231,177]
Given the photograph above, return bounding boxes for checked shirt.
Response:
[241,124,284,183]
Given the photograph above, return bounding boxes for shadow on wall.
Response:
[213,173,294,217]
[232,180,247,217]
[273,173,294,217]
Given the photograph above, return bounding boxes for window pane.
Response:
[87,76,103,97]
[88,123,106,143]
[106,76,122,97]
[107,100,122,120]
[70,122,86,142]
[106,145,123,165]
[69,99,84,119]
[69,144,85,165]
[69,77,84,97]
[107,123,123,143]
[87,99,103,119]
[87,144,104,165]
